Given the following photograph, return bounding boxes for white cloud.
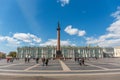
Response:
[57,0,70,7]
[0,36,6,41]
[86,6,120,47]
[40,39,57,46]
[13,33,31,42]
[13,33,41,43]
[0,36,20,46]
[0,33,42,53]
[0,33,42,47]
[64,25,86,36]
[64,25,78,35]
[107,20,120,33]
[111,6,120,20]
[78,30,86,36]
[29,34,41,43]
[5,36,20,45]
[40,39,75,46]
[29,43,35,46]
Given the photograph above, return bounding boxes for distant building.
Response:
[103,47,114,58]
[114,46,120,57]
[17,46,103,59]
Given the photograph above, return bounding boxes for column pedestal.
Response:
[56,50,63,59]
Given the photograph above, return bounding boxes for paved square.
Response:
[1,58,120,73]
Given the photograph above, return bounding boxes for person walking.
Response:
[45,58,49,66]
[42,57,45,66]
[28,58,30,63]
[78,58,82,66]
[81,58,85,65]
[7,58,10,63]
[28,55,31,63]
[25,57,27,63]
[36,57,39,64]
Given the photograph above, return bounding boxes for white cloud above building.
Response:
[13,33,41,43]
[0,36,20,46]
[86,6,120,47]
[64,25,86,36]
[0,33,42,47]
[40,39,75,46]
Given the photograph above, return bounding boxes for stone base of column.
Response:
[56,50,63,59]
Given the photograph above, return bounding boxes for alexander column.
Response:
[56,22,62,58]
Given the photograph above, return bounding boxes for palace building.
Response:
[17,46,103,59]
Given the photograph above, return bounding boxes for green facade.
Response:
[17,46,103,59]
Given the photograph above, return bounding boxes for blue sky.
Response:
[1,0,120,53]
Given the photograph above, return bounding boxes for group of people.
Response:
[75,58,85,66]
[25,57,30,63]
[24,57,49,66]
[35,57,49,66]
[7,58,14,63]
[41,57,49,66]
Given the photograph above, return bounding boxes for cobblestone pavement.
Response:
[0,58,120,80]
[0,74,120,80]
[1,58,120,71]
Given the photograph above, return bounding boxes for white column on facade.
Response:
[84,49,86,58]
[21,48,23,58]
[26,48,27,57]
[68,49,70,58]
[100,49,102,58]
[70,49,73,58]
[28,48,29,57]
[67,48,69,58]
[52,48,53,58]
[41,48,43,58]
[62,49,64,58]
[94,49,95,58]
[42,48,44,58]
[99,49,100,58]
[37,47,38,57]
[78,49,80,57]
[44,48,46,57]
[54,48,55,57]
[27,48,28,56]
[54,49,56,57]
[93,49,95,58]
[85,48,87,58]
[71,49,73,58]
[80,49,82,57]
[22,48,24,58]
[35,47,37,58]
[82,49,85,57]
[70,48,71,58]
[72,49,74,59]
[88,48,90,58]
[23,48,24,58]
[28,47,30,57]
[27,48,29,57]
[43,48,45,57]
[70,49,71,58]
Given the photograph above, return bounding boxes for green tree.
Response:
[8,51,17,58]
[0,53,6,58]
[2,54,6,58]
